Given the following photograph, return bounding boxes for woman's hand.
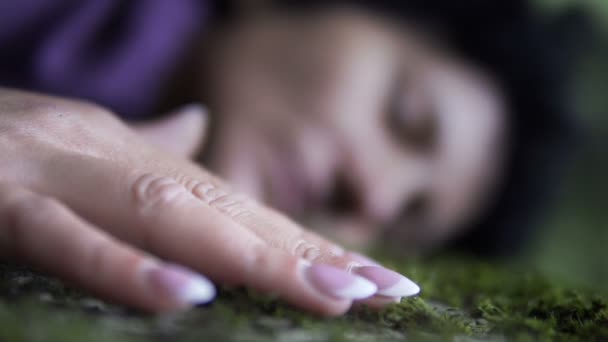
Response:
[0,88,418,315]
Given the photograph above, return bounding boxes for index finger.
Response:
[31,156,378,315]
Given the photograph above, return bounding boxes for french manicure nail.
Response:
[305,264,377,300]
[147,263,216,306]
[353,266,420,297]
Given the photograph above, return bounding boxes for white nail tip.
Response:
[376,277,420,297]
[179,276,216,305]
[334,276,378,300]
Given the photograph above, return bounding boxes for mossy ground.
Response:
[2,255,607,342]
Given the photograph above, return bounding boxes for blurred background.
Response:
[532,0,608,290]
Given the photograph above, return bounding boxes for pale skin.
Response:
[0,88,417,315]
[0,9,506,316]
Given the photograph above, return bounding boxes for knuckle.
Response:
[210,193,252,219]
[247,243,269,268]
[291,236,350,269]
[327,244,346,258]
[246,243,301,278]
[190,181,253,219]
[83,236,136,278]
[85,237,114,276]
[239,243,271,278]
[292,239,321,261]
[189,180,227,203]
[131,173,197,215]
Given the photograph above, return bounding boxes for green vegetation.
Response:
[2,257,607,341]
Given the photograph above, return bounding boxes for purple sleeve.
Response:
[0,0,209,119]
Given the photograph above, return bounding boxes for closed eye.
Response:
[385,74,438,153]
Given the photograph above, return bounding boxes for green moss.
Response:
[1,257,606,341]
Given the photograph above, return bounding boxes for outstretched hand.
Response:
[0,88,418,315]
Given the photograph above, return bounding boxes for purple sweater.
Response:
[0,0,209,119]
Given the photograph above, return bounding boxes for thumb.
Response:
[131,104,209,159]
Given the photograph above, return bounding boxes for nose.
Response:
[339,145,430,225]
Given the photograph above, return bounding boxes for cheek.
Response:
[426,66,507,234]
[430,138,495,237]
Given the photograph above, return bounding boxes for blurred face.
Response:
[202,10,507,251]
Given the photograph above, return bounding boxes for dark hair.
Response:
[217,0,591,255]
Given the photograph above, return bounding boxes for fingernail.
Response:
[146,263,216,306]
[353,266,420,297]
[305,264,377,300]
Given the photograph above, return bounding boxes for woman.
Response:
[199,1,584,256]
[0,0,582,315]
